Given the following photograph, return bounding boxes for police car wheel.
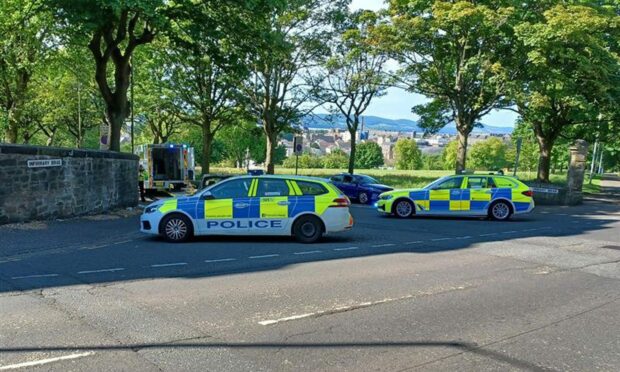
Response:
[489,201,512,221]
[293,215,323,244]
[393,200,414,218]
[161,214,193,242]
[358,192,369,204]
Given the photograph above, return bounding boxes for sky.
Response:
[345,0,519,127]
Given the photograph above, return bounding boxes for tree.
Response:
[442,140,459,170]
[509,3,620,182]
[48,0,167,151]
[0,0,54,143]
[394,138,422,170]
[310,9,388,174]
[376,0,515,173]
[323,149,350,169]
[355,141,384,169]
[468,137,508,171]
[246,0,345,174]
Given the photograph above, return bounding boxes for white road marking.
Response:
[456,236,472,240]
[77,268,125,274]
[113,240,133,245]
[0,352,94,370]
[479,233,498,237]
[150,262,187,268]
[11,274,59,280]
[258,285,470,326]
[431,238,452,241]
[205,258,237,263]
[502,231,518,234]
[333,247,359,251]
[249,254,279,259]
[405,241,423,245]
[371,243,395,248]
[293,250,323,255]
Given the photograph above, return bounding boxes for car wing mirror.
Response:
[201,191,214,200]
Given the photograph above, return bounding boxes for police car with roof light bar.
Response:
[140,175,353,243]
[376,174,534,220]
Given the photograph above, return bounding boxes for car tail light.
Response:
[522,190,533,197]
[330,197,350,208]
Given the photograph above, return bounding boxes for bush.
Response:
[394,138,422,170]
[355,141,384,169]
[283,153,324,169]
[323,149,349,169]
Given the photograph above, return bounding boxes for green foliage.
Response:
[442,141,459,171]
[468,137,508,171]
[323,149,350,169]
[394,138,422,170]
[421,154,444,171]
[355,141,383,169]
[283,153,324,169]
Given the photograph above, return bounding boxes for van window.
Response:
[296,181,328,196]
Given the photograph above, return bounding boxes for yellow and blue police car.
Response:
[140,175,353,243]
[376,174,534,220]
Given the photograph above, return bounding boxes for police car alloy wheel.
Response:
[394,200,414,218]
[490,201,512,221]
[293,215,323,244]
[359,192,369,204]
[161,214,192,242]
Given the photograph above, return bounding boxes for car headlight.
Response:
[380,194,393,200]
[144,206,159,214]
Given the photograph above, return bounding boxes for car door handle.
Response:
[234,203,249,208]
[277,201,290,206]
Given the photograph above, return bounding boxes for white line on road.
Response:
[371,243,395,248]
[405,241,423,245]
[11,274,59,280]
[456,236,472,240]
[248,254,280,259]
[431,238,452,241]
[113,240,133,245]
[258,285,470,326]
[0,352,94,370]
[502,231,518,234]
[333,247,359,251]
[293,250,323,255]
[479,233,498,237]
[150,262,187,268]
[77,268,125,274]
[205,258,237,263]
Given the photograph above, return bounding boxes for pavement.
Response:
[1,202,619,371]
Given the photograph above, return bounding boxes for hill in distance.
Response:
[301,114,513,135]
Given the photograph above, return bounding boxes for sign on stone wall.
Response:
[27,159,62,168]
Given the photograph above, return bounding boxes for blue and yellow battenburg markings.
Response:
[408,188,530,212]
[158,179,330,220]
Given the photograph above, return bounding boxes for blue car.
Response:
[329,173,393,204]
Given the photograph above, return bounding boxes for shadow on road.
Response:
[0,340,551,371]
[1,201,618,295]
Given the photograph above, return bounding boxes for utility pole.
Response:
[589,140,598,184]
[130,58,135,154]
[598,146,604,174]
[77,82,82,148]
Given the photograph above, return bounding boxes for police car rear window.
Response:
[296,181,328,196]
[493,177,518,188]
[257,179,290,197]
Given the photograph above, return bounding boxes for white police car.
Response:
[140,175,353,243]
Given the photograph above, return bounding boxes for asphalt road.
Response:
[1,201,619,371]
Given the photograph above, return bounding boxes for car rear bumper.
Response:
[322,208,354,234]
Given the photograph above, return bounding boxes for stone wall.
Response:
[0,144,138,224]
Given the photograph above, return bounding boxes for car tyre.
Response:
[358,192,369,204]
[393,199,414,218]
[293,215,323,244]
[160,213,193,242]
[488,201,513,221]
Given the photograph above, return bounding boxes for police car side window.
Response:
[331,175,344,182]
[433,177,463,190]
[467,177,488,189]
[210,179,251,199]
[296,181,328,196]
[257,179,290,197]
[493,177,517,188]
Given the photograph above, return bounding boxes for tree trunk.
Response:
[5,108,19,143]
[348,131,357,174]
[106,105,126,152]
[202,126,214,175]
[265,132,277,175]
[455,124,470,174]
[536,138,553,183]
